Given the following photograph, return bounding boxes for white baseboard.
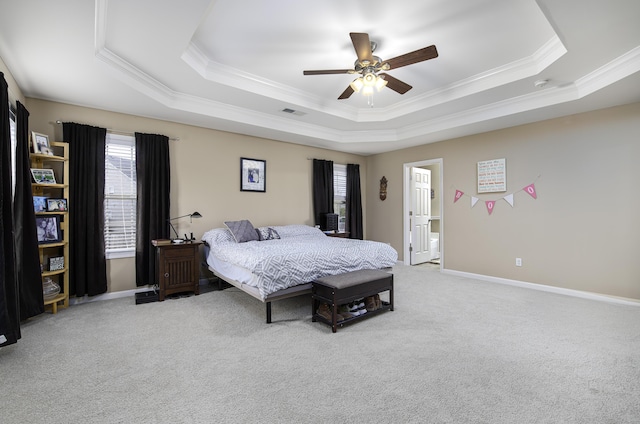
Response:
[442,269,640,307]
[69,278,213,306]
[69,287,151,305]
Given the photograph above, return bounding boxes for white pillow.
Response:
[271,225,324,239]
[201,228,235,246]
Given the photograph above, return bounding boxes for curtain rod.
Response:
[55,120,179,141]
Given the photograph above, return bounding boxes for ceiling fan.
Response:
[303,32,438,100]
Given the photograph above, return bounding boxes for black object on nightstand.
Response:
[322,213,338,231]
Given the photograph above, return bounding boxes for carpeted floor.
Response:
[1,263,639,423]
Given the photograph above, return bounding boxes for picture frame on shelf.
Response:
[240,157,266,192]
[36,215,62,244]
[49,256,65,271]
[33,196,48,213]
[30,168,57,184]
[46,198,68,212]
[31,131,50,154]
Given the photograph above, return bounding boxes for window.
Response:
[333,163,346,232]
[104,132,136,259]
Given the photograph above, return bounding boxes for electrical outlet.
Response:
[515,258,522,267]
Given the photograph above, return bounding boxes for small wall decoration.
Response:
[36,216,62,243]
[46,198,68,212]
[240,157,266,192]
[49,256,65,271]
[31,131,50,154]
[379,176,388,201]
[453,176,540,216]
[31,168,57,184]
[33,196,48,212]
[477,158,506,193]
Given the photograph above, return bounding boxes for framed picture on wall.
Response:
[240,157,266,192]
[477,158,507,193]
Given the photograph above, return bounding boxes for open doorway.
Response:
[403,158,443,269]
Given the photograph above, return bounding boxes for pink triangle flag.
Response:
[454,190,464,203]
[523,183,537,199]
[486,200,496,215]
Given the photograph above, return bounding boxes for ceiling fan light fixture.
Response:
[362,85,374,96]
[375,76,388,91]
[363,71,377,86]
[349,77,364,93]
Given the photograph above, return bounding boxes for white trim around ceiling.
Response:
[92,0,640,147]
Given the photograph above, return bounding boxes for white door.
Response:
[410,167,431,265]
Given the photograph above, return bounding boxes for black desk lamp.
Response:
[168,211,202,242]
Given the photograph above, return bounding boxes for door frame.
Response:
[403,158,444,268]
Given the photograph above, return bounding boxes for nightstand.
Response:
[153,241,202,301]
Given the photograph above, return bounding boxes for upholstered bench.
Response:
[312,269,394,333]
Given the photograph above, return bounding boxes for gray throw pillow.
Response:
[256,226,280,241]
[224,220,259,243]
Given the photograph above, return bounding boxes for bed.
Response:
[202,222,398,323]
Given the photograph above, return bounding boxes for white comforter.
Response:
[202,225,398,299]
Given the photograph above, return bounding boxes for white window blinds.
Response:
[333,164,346,231]
[334,164,346,200]
[104,133,136,256]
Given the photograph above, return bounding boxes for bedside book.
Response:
[152,239,172,246]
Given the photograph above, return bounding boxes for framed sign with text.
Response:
[477,158,506,193]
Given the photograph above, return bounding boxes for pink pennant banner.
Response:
[523,183,537,199]
[454,190,464,203]
[485,200,496,215]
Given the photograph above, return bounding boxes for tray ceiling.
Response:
[1,0,639,154]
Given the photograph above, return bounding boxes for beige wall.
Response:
[7,51,640,301]
[1,56,25,106]
[25,99,367,293]
[366,102,640,300]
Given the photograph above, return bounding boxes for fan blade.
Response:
[350,32,373,64]
[338,85,355,100]
[379,73,412,94]
[385,45,438,70]
[303,69,353,75]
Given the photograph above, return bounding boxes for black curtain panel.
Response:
[135,132,170,287]
[312,159,333,227]
[63,122,108,297]
[0,73,20,346]
[14,101,44,319]
[346,164,363,240]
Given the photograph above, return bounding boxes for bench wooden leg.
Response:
[331,301,338,333]
[266,302,272,324]
[311,297,318,322]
